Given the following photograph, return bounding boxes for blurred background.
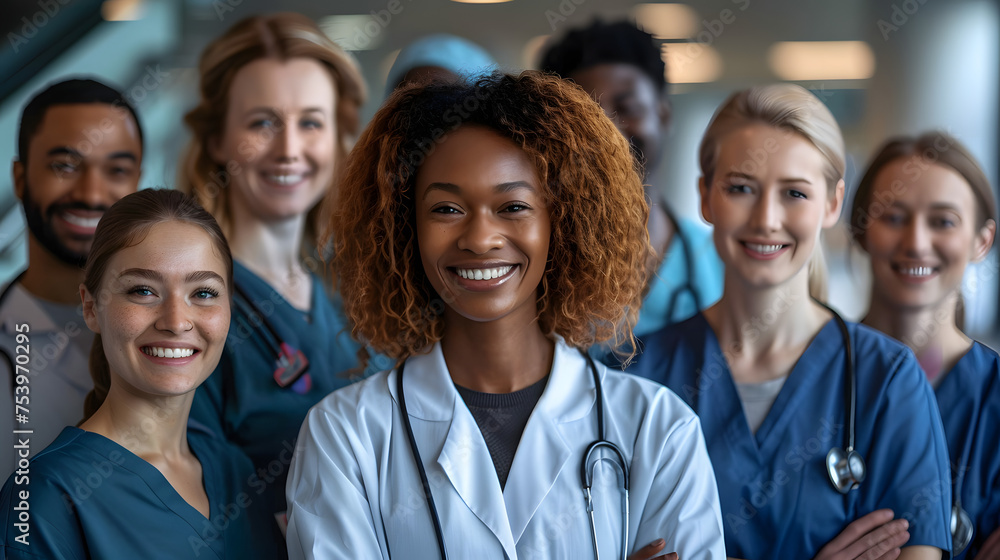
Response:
[1,0,998,343]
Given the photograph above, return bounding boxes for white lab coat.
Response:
[286,339,726,559]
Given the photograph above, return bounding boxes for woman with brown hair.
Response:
[178,13,385,535]
[286,72,726,559]
[0,189,278,559]
[852,131,999,559]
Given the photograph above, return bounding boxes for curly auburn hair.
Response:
[329,71,649,360]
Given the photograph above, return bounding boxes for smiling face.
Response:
[15,103,142,267]
[862,157,994,312]
[82,221,231,399]
[701,123,842,290]
[210,57,337,224]
[415,125,551,327]
[569,63,668,178]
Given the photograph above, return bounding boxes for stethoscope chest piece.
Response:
[826,446,866,494]
[951,504,973,556]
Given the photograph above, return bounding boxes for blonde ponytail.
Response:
[807,243,829,304]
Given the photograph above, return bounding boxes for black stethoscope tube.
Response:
[395,351,629,560]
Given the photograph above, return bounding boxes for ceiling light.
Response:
[633,3,699,39]
[662,43,723,83]
[523,35,551,69]
[768,41,876,81]
[102,0,144,21]
[318,15,385,51]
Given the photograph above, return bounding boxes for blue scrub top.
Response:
[634,218,723,338]
[936,342,1000,559]
[0,426,279,559]
[630,313,953,559]
[190,261,391,524]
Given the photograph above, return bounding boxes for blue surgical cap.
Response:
[385,34,497,96]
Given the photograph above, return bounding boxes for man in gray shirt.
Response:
[1,79,143,478]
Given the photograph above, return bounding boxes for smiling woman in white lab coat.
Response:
[285,72,726,560]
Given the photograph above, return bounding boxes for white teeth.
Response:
[900,266,934,277]
[62,213,101,228]
[142,347,195,358]
[746,243,784,254]
[264,174,304,185]
[456,266,513,280]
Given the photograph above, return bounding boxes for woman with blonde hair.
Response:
[852,131,999,559]
[178,13,384,538]
[630,84,952,559]
[287,71,725,559]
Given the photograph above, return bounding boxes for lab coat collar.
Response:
[398,337,595,423]
[397,338,596,555]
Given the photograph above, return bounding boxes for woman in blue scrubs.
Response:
[1,189,278,559]
[178,14,388,538]
[630,85,952,559]
[852,131,998,559]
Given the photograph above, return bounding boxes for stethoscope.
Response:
[662,206,702,322]
[231,283,311,393]
[820,302,867,494]
[396,351,630,560]
[950,438,974,556]
[817,302,971,557]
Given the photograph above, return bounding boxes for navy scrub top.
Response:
[0,426,279,559]
[629,313,953,559]
[937,341,1000,559]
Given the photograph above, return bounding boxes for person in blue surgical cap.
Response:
[384,33,497,95]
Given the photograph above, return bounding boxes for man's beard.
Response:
[22,179,108,268]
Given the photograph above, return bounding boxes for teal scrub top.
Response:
[936,342,1000,559]
[634,218,723,337]
[630,313,953,559]
[0,426,279,559]
[190,261,391,525]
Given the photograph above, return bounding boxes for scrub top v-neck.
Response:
[630,312,952,559]
[0,426,279,559]
[934,341,1000,559]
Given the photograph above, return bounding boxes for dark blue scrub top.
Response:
[629,312,953,559]
[937,341,1000,559]
[190,261,390,526]
[0,426,279,559]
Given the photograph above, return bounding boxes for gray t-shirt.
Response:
[33,297,94,357]
[735,376,788,434]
